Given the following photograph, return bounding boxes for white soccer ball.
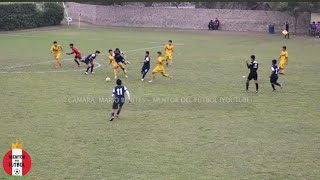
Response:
[105,77,111,82]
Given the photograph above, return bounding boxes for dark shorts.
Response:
[84,59,93,65]
[247,72,258,81]
[141,67,150,74]
[112,98,125,109]
[270,75,278,83]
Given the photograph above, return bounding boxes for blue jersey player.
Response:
[270,59,282,91]
[110,79,131,121]
[141,51,150,81]
[246,55,259,93]
[83,50,100,75]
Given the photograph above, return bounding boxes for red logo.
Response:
[2,140,32,176]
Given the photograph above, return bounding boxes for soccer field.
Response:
[0,26,319,179]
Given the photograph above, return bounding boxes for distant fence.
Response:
[66,2,310,34]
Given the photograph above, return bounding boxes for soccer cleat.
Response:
[91,72,95,74]
[125,75,128,78]
[255,91,258,94]
[115,114,119,118]
[148,80,153,83]
[141,79,144,81]
[85,72,89,75]
[110,117,115,121]
[246,90,249,93]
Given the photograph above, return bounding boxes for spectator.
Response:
[309,22,316,36]
[316,22,320,38]
[284,21,289,39]
[213,18,220,30]
[208,20,214,31]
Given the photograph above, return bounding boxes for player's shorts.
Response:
[84,58,93,65]
[112,98,125,109]
[152,66,165,73]
[165,54,172,60]
[279,60,286,69]
[75,54,82,59]
[54,52,61,60]
[117,62,125,69]
[247,72,258,81]
[270,75,278,83]
[111,61,119,68]
[141,66,150,74]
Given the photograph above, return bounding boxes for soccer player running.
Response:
[141,51,150,81]
[278,46,288,74]
[164,40,174,66]
[110,79,131,121]
[66,43,81,67]
[108,49,119,79]
[270,59,282,91]
[114,48,128,78]
[50,41,63,68]
[83,50,100,75]
[246,55,259,93]
[149,52,172,82]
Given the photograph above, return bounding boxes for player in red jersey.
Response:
[66,43,82,67]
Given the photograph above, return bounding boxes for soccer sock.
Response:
[163,73,170,78]
[86,67,90,72]
[255,83,259,91]
[114,69,118,77]
[117,107,122,115]
[151,74,155,80]
[271,84,275,90]
[142,72,147,79]
[122,68,127,75]
[246,82,249,90]
[91,64,94,72]
[74,59,80,66]
[111,112,114,117]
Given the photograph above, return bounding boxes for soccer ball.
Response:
[282,30,288,35]
[105,77,111,82]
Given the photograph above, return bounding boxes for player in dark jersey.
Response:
[141,51,150,81]
[114,48,128,78]
[270,59,282,91]
[66,43,81,67]
[83,50,100,75]
[110,79,131,121]
[246,55,259,93]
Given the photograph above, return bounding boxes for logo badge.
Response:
[2,139,32,177]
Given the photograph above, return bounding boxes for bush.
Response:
[0,3,64,31]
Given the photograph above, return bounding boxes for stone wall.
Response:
[66,2,311,33]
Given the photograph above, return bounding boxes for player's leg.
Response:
[279,61,285,74]
[90,62,94,73]
[141,68,149,81]
[274,76,282,88]
[270,76,276,91]
[74,56,80,67]
[119,63,128,78]
[113,66,119,79]
[168,55,173,66]
[85,61,91,74]
[254,74,258,93]
[161,71,172,79]
[149,71,157,82]
[110,100,119,121]
[246,73,252,92]
[116,101,125,117]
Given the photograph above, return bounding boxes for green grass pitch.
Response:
[0,27,319,179]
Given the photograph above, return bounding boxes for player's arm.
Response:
[60,45,64,52]
[270,67,275,78]
[246,61,250,69]
[50,46,54,53]
[112,88,115,98]
[66,51,74,55]
[125,90,131,103]
[285,53,288,64]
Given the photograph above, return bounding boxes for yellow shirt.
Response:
[50,45,62,54]
[108,55,115,63]
[280,50,288,62]
[165,44,174,55]
[156,56,165,68]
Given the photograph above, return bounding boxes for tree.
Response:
[272,2,314,33]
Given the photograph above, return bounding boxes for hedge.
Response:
[0,3,64,31]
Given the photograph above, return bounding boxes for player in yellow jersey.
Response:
[278,46,288,74]
[50,41,63,68]
[149,52,172,82]
[107,49,119,79]
[164,40,174,66]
